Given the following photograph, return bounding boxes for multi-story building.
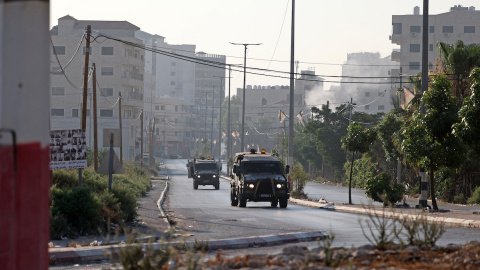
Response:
[50,15,145,162]
[391,5,480,77]
[235,70,322,152]
[341,52,399,114]
[152,97,194,158]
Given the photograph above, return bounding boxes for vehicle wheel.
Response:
[230,188,238,206]
[279,198,288,208]
[239,193,247,208]
[270,199,278,207]
[215,183,220,190]
[193,181,198,190]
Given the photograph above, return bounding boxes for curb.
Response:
[49,231,327,265]
[289,198,480,229]
[157,180,171,229]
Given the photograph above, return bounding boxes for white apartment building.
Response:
[50,15,145,162]
[340,52,398,114]
[391,5,480,77]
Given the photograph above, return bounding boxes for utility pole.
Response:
[227,66,232,174]
[93,63,98,170]
[204,92,208,143]
[141,111,144,167]
[151,118,155,165]
[210,87,215,157]
[213,75,227,163]
[288,0,295,167]
[419,0,429,209]
[80,25,91,186]
[230,42,261,152]
[119,92,123,165]
[82,25,91,130]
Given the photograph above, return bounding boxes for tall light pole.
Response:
[210,86,215,157]
[419,0,429,209]
[230,42,261,152]
[288,0,295,167]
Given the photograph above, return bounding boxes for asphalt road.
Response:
[164,159,480,248]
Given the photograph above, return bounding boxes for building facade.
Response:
[50,15,145,162]
[391,5,480,76]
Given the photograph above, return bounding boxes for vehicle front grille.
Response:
[256,179,274,195]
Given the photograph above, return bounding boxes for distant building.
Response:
[235,70,322,152]
[391,5,480,76]
[50,15,144,162]
[341,52,398,114]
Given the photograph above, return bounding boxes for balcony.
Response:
[390,34,401,45]
[391,50,401,62]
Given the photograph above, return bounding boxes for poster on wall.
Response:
[49,129,87,170]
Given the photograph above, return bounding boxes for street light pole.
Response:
[230,42,261,152]
[288,0,295,167]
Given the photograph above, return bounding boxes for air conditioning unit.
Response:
[444,32,450,37]
[411,32,416,36]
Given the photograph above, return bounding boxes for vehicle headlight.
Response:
[276,184,282,189]
[197,175,201,178]
[213,175,217,178]
[248,184,255,189]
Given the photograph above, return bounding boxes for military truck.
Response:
[230,149,290,208]
[186,157,221,190]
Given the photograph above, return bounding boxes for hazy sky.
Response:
[50,0,478,94]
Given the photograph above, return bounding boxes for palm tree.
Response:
[437,40,480,102]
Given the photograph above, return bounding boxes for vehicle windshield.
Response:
[195,163,217,170]
[242,162,282,174]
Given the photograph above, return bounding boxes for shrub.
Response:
[52,169,78,188]
[343,156,377,188]
[50,186,101,235]
[365,172,405,206]
[290,164,308,193]
[468,186,480,204]
[112,185,138,222]
[50,212,70,240]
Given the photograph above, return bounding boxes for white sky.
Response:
[50,0,479,94]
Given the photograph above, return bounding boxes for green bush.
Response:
[468,186,480,204]
[50,212,70,240]
[365,172,405,206]
[112,185,138,222]
[50,186,101,235]
[52,169,78,188]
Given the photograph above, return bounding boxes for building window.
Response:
[53,46,66,55]
[83,47,92,55]
[378,105,385,110]
[410,44,421,52]
[365,92,370,97]
[429,26,435,33]
[392,23,402,34]
[51,87,65,96]
[100,88,114,96]
[464,26,475,33]
[410,26,421,33]
[175,106,178,112]
[51,108,64,117]
[72,109,79,117]
[262,97,267,106]
[365,105,370,110]
[100,109,114,117]
[161,105,165,110]
[443,26,454,33]
[101,47,114,55]
[409,62,420,70]
[101,67,114,76]
[429,44,434,51]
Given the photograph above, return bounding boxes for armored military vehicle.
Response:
[186,157,221,190]
[230,149,290,208]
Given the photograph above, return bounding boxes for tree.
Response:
[341,122,377,204]
[437,40,480,102]
[290,164,308,198]
[400,75,463,211]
